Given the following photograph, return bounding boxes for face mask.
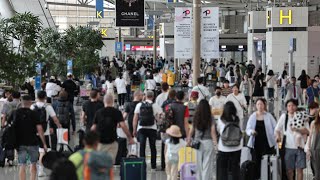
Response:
[216,92,221,96]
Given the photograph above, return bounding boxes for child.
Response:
[292,110,310,148]
[165,125,186,180]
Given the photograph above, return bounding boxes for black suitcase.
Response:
[0,145,5,167]
[240,160,256,180]
[120,157,146,180]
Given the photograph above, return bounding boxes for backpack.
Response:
[5,102,20,120]
[79,151,114,180]
[221,122,242,147]
[33,105,48,132]
[138,102,155,126]
[56,101,70,127]
[1,110,19,149]
[186,102,197,123]
[158,103,175,132]
[230,76,236,84]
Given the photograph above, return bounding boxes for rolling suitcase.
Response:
[240,160,255,180]
[178,147,196,171]
[179,147,197,180]
[120,157,146,180]
[260,146,282,180]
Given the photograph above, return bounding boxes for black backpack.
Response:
[56,101,70,128]
[221,122,242,147]
[33,105,48,132]
[139,102,155,126]
[1,110,19,149]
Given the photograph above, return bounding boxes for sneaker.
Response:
[7,160,13,167]
[38,166,46,177]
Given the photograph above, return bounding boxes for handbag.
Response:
[191,131,204,150]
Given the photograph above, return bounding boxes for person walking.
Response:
[240,74,253,106]
[252,70,265,99]
[275,99,309,180]
[246,98,277,179]
[285,77,303,105]
[45,76,61,104]
[164,125,186,180]
[225,84,248,130]
[221,80,233,97]
[133,91,163,171]
[305,109,320,180]
[297,69,310,91]
[209,87,226,120]
[192,77,210,102]
[225,67,237,87]
[216,101,243,180]
[62,73,77,106]
[265,70,277,100]
[91,94,134,162]
[31,91,62,177]
[278,70,289,100]
[114,73,127,108]
[188,100,218,180]
[81,89,104,132]
[14,95,47,180]
[306,79,320,105]
[123,90,143,135]
[155,82,169,108]
[185,91,199,124]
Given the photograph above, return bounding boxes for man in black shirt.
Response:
[15,95,46,180]
[91,94,134,162]
[123,90,143,134]
[62,73,77,105]
[247,60,256,78]
[81,89,104,132]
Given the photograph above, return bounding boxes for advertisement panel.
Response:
[174,7,193,58]
[201,7,219,58]
[116,0,145,27]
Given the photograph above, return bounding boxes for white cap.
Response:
[67,72,72,77]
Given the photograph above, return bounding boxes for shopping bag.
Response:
[56,128,68,145]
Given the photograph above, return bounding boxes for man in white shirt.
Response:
[155,83,169,107]
[31,91,62,177]
[285,77,303,105]
[209,87,226,119]
[225,84,247,130]
[192,77,211,102]
[133,91,163,171]
[275,99,309,180]
[45,76,61,103]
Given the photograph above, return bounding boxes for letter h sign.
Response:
[279,9,292,25]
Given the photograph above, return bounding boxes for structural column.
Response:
[153,17,157,66]
[118,28,122,59]
[192,0,201,86]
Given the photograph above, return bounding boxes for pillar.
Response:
[192,0,201,86]
[153,17,157,66]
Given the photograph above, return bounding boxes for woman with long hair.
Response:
[278,70,289,99]
[188,99,218,180]
[306,109,320,180]
[246,98,277,179]
[266,70,277,100]
[216,101,243,180]
[226,67,237,86]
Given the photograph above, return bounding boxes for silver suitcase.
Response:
[260,146,282,180]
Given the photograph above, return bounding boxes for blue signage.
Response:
[35,62,42,90]
[96,0,104,18]
[147,16,154,30]
[67,59,73,74]
[115,42,123,52]
[125,44,131,51]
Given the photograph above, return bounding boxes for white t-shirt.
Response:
[134,100,163,131]
[114,78,127,94]
[278,75,289,88]
[45,82,61,98]
[155,92,168,107]
[217,119,243,152]
[145,79,157,90]
[225,71,237,86]
[275,113,309,149]
[165,139,186,158]
[209,96,226,109]
[154,74,162,84]
[30,102,56,135]
[192,84,210,102]
[266,75,277,89]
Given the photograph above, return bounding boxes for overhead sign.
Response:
[35,62,42,91]
[67,60,73,74]
[280,9,292,25]
[96,0,104,18]
[115,42,123,52]
[100,28,116,38]
[201,7,219,58]
[116,0,145,27]
[266,7,308,28]
[125,44,131,51]
[147,16,154,30]
[174,7,193,58]
[168,0,179,2]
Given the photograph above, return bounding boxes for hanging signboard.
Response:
[201,7,219,58]
[96,0,104,18]
[67,60,73,74]
[116,0,145,27]
[35,62,42,91]
[174,7,193,59]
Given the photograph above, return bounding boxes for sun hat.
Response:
[166,125,182,138]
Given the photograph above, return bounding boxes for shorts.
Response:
[38,135,52,153]
[285,148,306,170]
[18,146,39,165]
